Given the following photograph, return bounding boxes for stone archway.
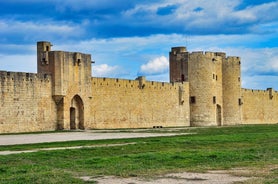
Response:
[216,104,222,126]
[70,95,84,130]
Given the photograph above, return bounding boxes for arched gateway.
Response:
[70,95,84,130]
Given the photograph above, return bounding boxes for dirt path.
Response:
[83,171,253,184]
[0,142,137,155]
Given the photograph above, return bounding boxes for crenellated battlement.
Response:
[215,52,226,58]
[205,51,222,57]
[0,71,51,82]
[190,51,226,63]
[91,77,187,90]
[191,51,224,57]
[226,56,241,63]
[242,88,278,94]
[188,51,224,67]
[170,47,187,54]
[188,51,239,63]
[227,56,240,59]
[191,51,204,55]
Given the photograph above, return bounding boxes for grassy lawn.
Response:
[0,124,277,183]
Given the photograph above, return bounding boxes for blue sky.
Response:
[0,0,278,89]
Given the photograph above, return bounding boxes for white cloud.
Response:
[121,0,278,35]
[138,56,168,75]
[0,19,77,33]
[0,19,84,42]
[234,1,278,23]
[269,56,278,71]
[92,64,123,78]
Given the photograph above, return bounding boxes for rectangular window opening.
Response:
[238,98,243,105]
[190,96,196,104]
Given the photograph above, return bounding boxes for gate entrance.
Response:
[70,95,84,130]
[70,107,76,129]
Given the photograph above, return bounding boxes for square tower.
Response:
[169,47,189,82]
[37,41,53,74]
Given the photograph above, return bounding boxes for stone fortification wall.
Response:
[2,41,278,133]
[89,77,190,129]
[241,88,278,124]
[0,71,56,133]
[46,51,92,130]
[188,51,223,126]
[222,56,242,125]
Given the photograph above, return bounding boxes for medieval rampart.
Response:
[89,77,190,129]
[1,41,278,133]
[241,88,278,124]
[0,71,56,133]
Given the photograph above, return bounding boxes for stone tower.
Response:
[170,48,225,126]
[37,41,92,130]
[169,47,189,82]
[188,52,223,126]
[170,46,243,126]
[222,56,242,125]
[37,41,52,75]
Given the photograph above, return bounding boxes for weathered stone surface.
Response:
[0,72,56,133]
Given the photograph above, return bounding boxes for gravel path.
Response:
[0,142,137,155]
[0,131,187,146]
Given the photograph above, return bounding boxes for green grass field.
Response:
[0,124,277,183]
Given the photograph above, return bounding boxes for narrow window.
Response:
[238,98,242,105]
[216,75,218,81]
[213,96,216,104]
[77,59,81,66]
[238,77,240,82]
[181,74,185,82]
[41,52,48,65]
[213,74,215,79]
[46,46,49,51]
[190,96,196,104]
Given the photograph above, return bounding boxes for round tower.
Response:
[188,52,224,126]
[222,56,242,125]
